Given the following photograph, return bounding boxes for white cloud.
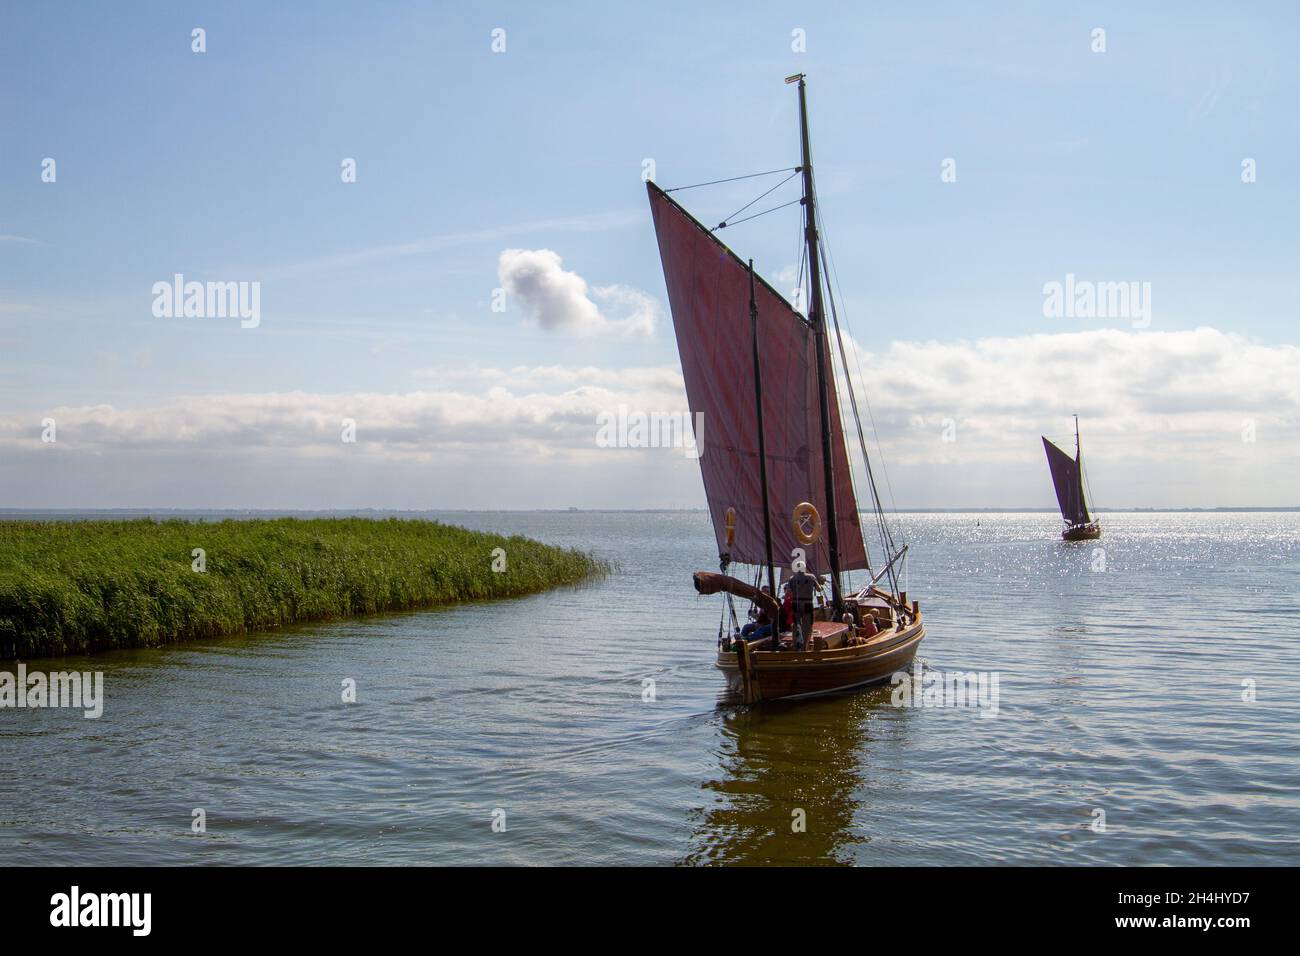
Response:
[837,327,1298,461]
[826,327,1299,508]
[0,366,687,462]
[497,248,658,337]
[591,284,658,337]
[2,328,1296,507]
[413,363,682,391]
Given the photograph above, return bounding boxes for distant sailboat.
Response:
[1042,416,1101,541]
[647,74,924,703]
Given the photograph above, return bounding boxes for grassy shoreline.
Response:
[0,517,606,660]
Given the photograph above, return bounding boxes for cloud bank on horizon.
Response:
[3,327,1295,510]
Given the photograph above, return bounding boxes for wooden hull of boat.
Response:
[717,613,925,703]
[1061,524,1101,541]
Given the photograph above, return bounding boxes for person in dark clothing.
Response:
[740,587,775,642]
[768,582,795,651]
[739,610,772,642]
[788,566,817,651]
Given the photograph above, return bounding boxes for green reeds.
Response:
[0,518,606,659]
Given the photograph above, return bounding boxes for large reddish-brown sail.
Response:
[1042,437,1090,524]
[648,181,868,573]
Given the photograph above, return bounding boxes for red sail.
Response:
[1042,437,1090,524]
[648,182,868,573]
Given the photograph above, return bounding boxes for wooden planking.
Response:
[717,614,926,702]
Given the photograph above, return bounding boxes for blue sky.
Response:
[1,2,1297,509]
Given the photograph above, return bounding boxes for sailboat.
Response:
[647,74,924,704]
[1042,416,1101,541]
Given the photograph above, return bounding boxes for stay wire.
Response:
[663,166,799,194]
[710,171,802,231]
[713,197,803,233]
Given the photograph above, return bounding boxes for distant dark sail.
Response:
[1042,437,1090,525]
[648,182,868,573]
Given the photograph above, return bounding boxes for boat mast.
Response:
[1075,414,1090,525]
[749,260,778,609]
[792,73,843,611]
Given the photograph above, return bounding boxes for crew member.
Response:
[789,564,817,651]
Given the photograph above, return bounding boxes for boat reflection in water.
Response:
[681,688,901,866]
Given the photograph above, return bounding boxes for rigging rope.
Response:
[795,234,807,314]
[1081,454,1100,520]
[717,555,740,641]
[710,171,801,230]
[811,181,906,597]
[713,197,803,232]
[823,239,898,590]
[815,185,903,530]
[663,166,800,194]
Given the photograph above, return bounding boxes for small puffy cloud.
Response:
[497,248,657,337]
[591,285,657,337]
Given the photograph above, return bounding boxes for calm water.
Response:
[2,511,1298,866]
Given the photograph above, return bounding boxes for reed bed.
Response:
[0,517,605,659]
